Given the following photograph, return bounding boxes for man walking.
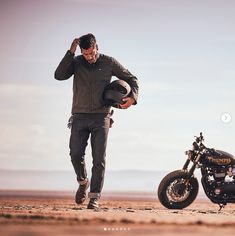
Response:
[54,33,139,209]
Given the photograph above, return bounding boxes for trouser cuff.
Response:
[88,192,101,199]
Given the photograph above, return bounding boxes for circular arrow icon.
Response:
[221,113,232,124]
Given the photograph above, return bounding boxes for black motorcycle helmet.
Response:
[103,80,131,108]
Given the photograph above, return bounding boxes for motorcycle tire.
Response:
[158,170,199,209]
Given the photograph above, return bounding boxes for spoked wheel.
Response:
[158,170,199,209]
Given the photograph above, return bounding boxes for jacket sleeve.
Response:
[54,51,75,81]
[111,57,139,105]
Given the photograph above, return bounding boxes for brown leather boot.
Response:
[87,198,99,209]
[75,179,90,204]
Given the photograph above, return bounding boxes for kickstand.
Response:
[218,203,226,211]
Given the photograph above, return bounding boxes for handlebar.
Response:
[192,132,206,151]
[194,132,204,143]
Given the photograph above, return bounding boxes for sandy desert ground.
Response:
[1,190,235,236]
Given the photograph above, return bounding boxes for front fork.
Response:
[182,159,190,171]
[182,154,202,184]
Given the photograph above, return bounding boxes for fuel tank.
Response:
[204,149,235,166]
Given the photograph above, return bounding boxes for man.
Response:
[54,33,139,209]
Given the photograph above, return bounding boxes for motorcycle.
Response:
[157,132,235,210]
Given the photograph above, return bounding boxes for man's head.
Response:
[79,33,98,64]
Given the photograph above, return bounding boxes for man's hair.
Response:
[79,33,96,49]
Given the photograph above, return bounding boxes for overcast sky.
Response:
[0,0,234,172]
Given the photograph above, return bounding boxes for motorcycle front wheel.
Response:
[158,170,199,209]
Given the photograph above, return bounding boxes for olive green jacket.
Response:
[54,51,139,114]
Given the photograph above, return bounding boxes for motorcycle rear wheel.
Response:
[158,170,199,209]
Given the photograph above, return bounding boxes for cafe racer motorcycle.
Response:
[158,133,235,210]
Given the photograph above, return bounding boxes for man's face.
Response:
[81,44,98,64]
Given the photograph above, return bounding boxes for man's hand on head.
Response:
[119,97,135,109]
[70,38,80,54]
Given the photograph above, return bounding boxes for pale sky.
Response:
[0,0,234,172]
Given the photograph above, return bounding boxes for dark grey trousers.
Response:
[69,113,110,199]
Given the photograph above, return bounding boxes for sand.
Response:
[1,190,235,236]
